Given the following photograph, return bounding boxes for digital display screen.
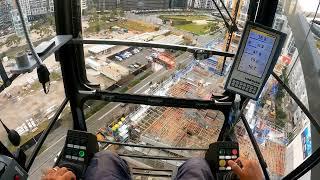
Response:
[238,29,276,78]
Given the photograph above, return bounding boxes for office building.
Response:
[171,0,188,9]
[120,0,170,11]
[11,9,30,37]
[0,0,13,30]
[88,0,118,11]
[29,0,48,20]
[191,0,215,9]
[48,0,54,12]
[82,0,87,10]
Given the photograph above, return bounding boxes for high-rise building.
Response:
[190,0,235,9]
[192,0,215,9]
[10,0,47,21]
[120,0,170,11]
[81,0,88,10]
[12,0,31,17]
[11,8,30,37]
[171,0,188,9]
[29,0,48,20]
[48,0,54,12]
[88,0,118,11]
[283,29,309,132]
[0,0,13,30]
[273,14,287,31]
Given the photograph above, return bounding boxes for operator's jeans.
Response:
[84,151,216,180]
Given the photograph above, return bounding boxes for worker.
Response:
[41,151,263,180]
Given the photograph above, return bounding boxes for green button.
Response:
[79,150,85,157]
[219,149,225,155]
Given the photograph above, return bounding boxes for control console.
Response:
[205,141,239,173]
[55,130,98,179]
[0,155,28,180]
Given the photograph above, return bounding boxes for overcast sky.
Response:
[299,0,320,12]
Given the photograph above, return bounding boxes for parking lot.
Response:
[108,48,152,70]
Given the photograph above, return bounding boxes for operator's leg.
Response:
[175,158,215,180]
[84,151,132,180]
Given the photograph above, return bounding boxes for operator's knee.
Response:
[93,151,121,161]
[180,158,210,170]
[85,151,132,180]
[175,158,214,180]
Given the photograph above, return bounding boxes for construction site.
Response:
[103,58,286,178]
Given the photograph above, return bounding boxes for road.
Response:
[28,52,194,180]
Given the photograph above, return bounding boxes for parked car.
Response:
[115,56,123,61]
[125,51,133,56]
[133,64,140,68]
[146,56,153,61]
[151,53,158,58]
[132,49,140,54]
[120,54,128,59]
[128,64,135,68]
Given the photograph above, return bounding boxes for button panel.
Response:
[63,136,88,163]
[230,79,258,95]
[218,147,239,171]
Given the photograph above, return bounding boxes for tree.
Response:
[110,9,117,19]
[209,23,219,32]
[88,8,99,23]
[87,21,101,33]
[5,35,21,47]
[0,52,6,60]
[47,15,55,26]
[101,14,108,22]
[276,108,287,120]
[30,21,42,31]
[275,118,286,128]
[117,8,125,17]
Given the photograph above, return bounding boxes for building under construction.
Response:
[115,61,286,178]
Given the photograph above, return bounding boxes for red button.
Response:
[14,175,20,180]
[232,149,238,155]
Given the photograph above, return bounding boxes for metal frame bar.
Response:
[132,167,173,172]
[54,0,87,131]
[8,0,320,177]
[241,114,270,180]
[0,61,9,87]
[283,146,320,180]
[0,35,72,93]
[73,39,235,58]
[99,140,208,151]
[118,153,189,161]
[25,98,69,170]
[272,72,320,133]
[212,0,231,31]
[132,172,172,178]
[80,90,232,110]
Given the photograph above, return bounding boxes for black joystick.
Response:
[0,119,21,146]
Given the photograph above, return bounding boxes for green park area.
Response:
[174,23,215,35]
[159,15,210,21]
[159,15,219,35]
[85,9,158,34]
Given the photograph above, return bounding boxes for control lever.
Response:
[0,118,21,146]
[55,130,98,179]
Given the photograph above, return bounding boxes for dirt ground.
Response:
[0,55,63,139]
